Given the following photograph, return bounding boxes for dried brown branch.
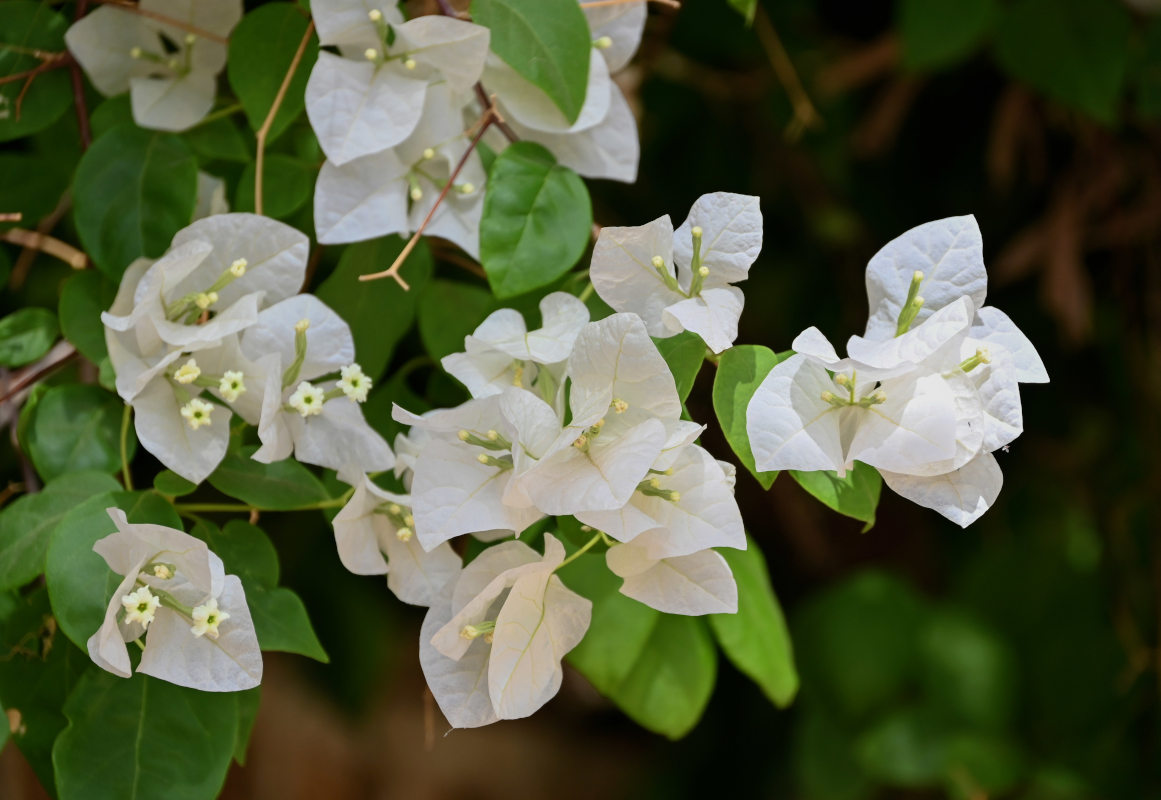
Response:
[2,228,88,270]
[255,21,315,216]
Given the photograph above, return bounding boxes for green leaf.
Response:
[654,331,704,404]
[184,115,252,163]
[418,279,496,361]
[194,519,280,589]
[794,710,875,800]
[0,471,121,592]
[233,687,261,765]
[708,539,798,707]
[993,0,1131,125]
[316,236,434,382]
[479,142,592,298]
[562,554,716,738]
[247,586,328,662]
[918,609,1017,730]
[854,706,951,788]
[727,0,758,23]
[228,3,318,143]
[233,154,316,219]
[0,152,69,232]
[0,2,72,142]
[59,270,117,363]
[0,587,89,792]
[207,445,330,510]
[898,0,996,71]
[28,385,131,482]
[789,463,882,529]
[1137,20,1161,120]
[469,0,591,124]
[53,670,240,800]
[0,307,58,367]
[153,470,198,498]
[942,733,1025,798]
[73,124,199,280]
[89,95,134,141]
[712,344,788,489]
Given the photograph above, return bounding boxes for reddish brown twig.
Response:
[0,343,78,407]
[91,0,228,43]
[0,213,20,223]
[3,228,88,270]
[255,21,315,216]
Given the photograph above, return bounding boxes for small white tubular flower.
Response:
[87,508,262,691]
[190,598,229,639]
[229,258,247,277]
[180,398,214,429]
[337,363,371,403]
[288,381,326,417]
[305,1,490,165]
[121,586,161,628]
[65,0,243,131]
[218,370,246,403]
[420,536,591,728]
[173,358,201,384]
[332,477,460,606]
[590,193,762,353]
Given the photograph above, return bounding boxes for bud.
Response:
[698,266,709,277]
[184,33,196,45]
[457,182,475,194]
[611,398,628,414]
[364,48,379,62]
[572,435,588,449]
[834,373,851,388]
[152,564,173,580]
[387,503,402,515]
[477,453,489,464]
[167,57,180,71]
[410,185,423,201]
[294,318,310,333]
[458,429,471,441]
[486,430,499,441]
[691,226,703,238]
[368,8,382,20]
[422,147,435,160]
[129,47,143,59]
[404,57,417,70]
[194,292,217,310]
[651,255,665,269]
[395,527,413,542]
[594,36,613,49]
[229,257,247,277]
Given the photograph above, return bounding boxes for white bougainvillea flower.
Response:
[242,294,393,482]
[860,215,1048,383]
[305,0,490,165]
[583,0,647,73]
[879,452,1004,528]
[394,395,545,549]
[66,0,242,131]
[332,476,460,606]
[442,292,589,401]
[606,538,738,616]
[591,193,762,352]
[87,508,261,692]
[194,172,229,220]
[420,535,591,727]
[314,83,485,255]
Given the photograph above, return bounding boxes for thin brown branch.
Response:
[473,83,518,142]
[429,241,486,278]
[0,55,67,87]
[360,108,500,288]
[0,343,78,407]
[0,213,21,222]
[255,21,315,216]
[2,228,88,270]
[581,0,679,8]
[70,63,91,150]
[91,0,228,44]
[10,193,71,289]
[753,5,822,141]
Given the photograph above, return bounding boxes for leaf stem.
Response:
[255,21,315,216]
[120,404,134,491]
[578,281,595,303]
[193,102,244,129]
[556,532,603,571]
[173,490,353,515]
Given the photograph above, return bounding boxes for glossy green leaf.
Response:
[562,553,716,738]
[790,462,882,529]
[712,344,788,489]
[899,0,996,71]
[228,3,318,142]
[0,307,58,367]
[53,670,240,800]
[316,236,434,382]
[0,471,121,592]
[59,270,117,363]
[207,445,330,510]
[233,687,261,765]
[993,0,1131,125]
[0,2,72,142]
[73,124,198,280]
[246,586,328,662]
[727,0,758,23]
[418,279,496,361]
[0,152,69,232]
[654,331,704,404]
[233,154,316,219]
[479,142,592,298]
[28,385,131,482]
[194,519,280,589]
[184,115,252,163]
[470,0,591,124]
[153,470,198,498]
[709,539,798,707]
[89,96,134,141]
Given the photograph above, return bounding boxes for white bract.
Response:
[419,535,591,728]
[241,294,394,482]
[590,192,762,353]
[332,476,460,606]
[441,292,589,404]
[66,0,242,131]
[314,83,485,255]
[305,0,490,165]
[102,214,310,483]
[87,508,262,692]
[583,0,647,74]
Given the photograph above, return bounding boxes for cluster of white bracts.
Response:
[346,294,744,727]
[88,509,262,692]
[746,216,1048,527]
[309,0,644,255]
[102,212,393,485]
[66,0,242,132]
[590,192,762,354]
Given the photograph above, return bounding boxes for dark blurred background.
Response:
[4,0,1161,796]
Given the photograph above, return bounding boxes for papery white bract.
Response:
[419,535,591,727]
[591,193,762,353]
[87,509,261,692]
